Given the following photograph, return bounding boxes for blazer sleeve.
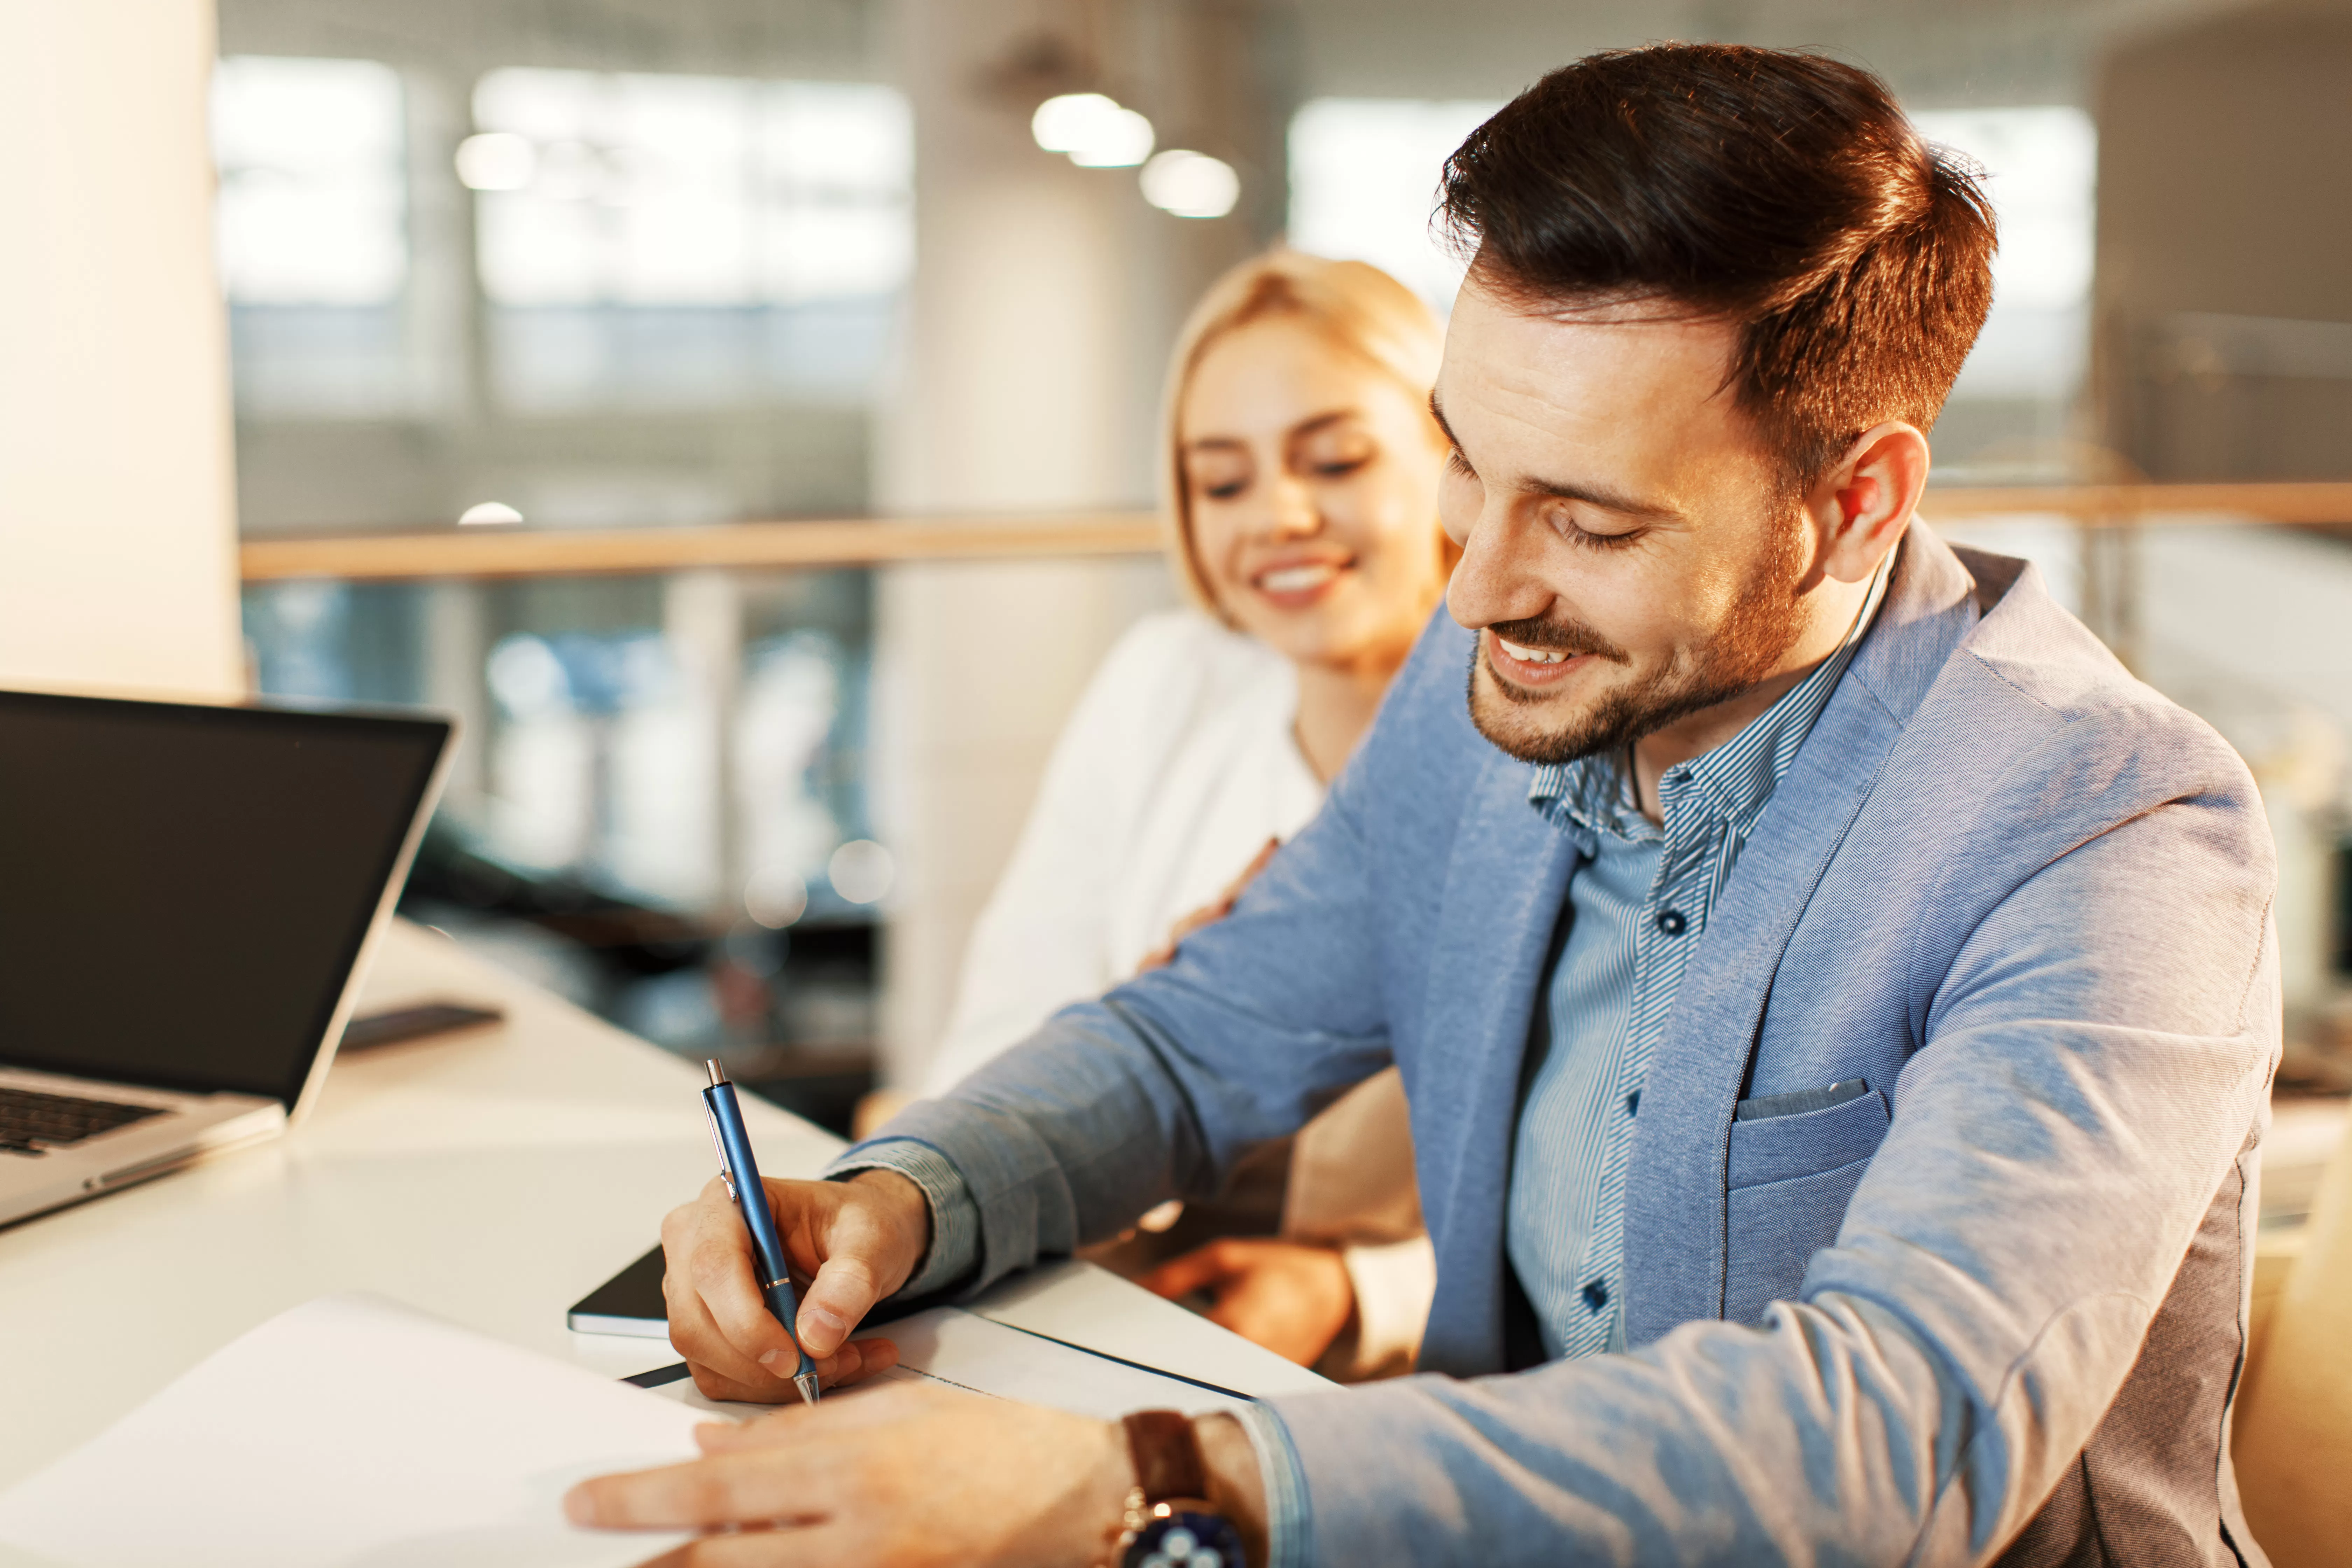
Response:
[1259,705,2279,1566]
[866,677,1408,1297]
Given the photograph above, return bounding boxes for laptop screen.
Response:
[0,691,449,1108]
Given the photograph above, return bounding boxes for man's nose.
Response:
[1446,507,1552,631]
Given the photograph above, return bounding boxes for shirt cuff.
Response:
[1338,1234,1436,1378]
[1235,1402,1313,1568]
[822,1138,982,1300]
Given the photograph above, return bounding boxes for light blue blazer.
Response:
[877,526,2278,1566]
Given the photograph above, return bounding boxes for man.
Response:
[569,44,2277,1567]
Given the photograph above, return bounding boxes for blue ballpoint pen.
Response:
[701,1059,821,1405]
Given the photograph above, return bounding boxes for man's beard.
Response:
[1467,522,1812,768]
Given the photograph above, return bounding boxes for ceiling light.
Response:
[828,839,896,904]
[744,867,808,929]
[1069,107,1154,167]
[454,132,536,192]
[1141,150,1240,218]
[1032,92,1156,168]
[1032,93,1117,152]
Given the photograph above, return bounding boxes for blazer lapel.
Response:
[1412,747,1580,1377]
[1620,528,1980,1345]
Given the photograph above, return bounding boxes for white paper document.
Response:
[0,1294,1259,1568]
[649,1306,1255,1423]
[0,1294,706,1568]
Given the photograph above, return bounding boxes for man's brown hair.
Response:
[1440,44,1996,488]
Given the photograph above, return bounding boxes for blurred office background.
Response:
[6,0,2350,1142]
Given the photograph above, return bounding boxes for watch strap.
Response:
[1121,1409,1208,1504]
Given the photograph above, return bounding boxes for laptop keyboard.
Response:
[0,1086,166,1156]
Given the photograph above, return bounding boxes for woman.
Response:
[918,249,1451,1377]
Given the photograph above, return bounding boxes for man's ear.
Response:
[1806,421,1930,584]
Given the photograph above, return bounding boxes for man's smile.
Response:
[1484,628,1600,688]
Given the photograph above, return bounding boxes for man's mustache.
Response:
[1483,614,1631,665]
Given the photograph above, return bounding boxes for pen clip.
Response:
[701,1097,738,1205]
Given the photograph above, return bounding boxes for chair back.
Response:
[2234,1112,2352,1565]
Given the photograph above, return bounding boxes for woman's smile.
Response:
[1250,554,1353,610]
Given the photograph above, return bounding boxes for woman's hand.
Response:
[568,1383,1136,1567]
[1140,1238,1356,1367]
[660,1167,930,1402]
[1137,836,1282,971]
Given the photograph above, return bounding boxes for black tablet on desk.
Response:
[568,1245,670,1337]
[568,1244,930,1338]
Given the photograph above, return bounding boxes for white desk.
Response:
[0,920,1323,1532]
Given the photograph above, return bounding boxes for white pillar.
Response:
[0,0,242,699]
[869,0,1266,1088]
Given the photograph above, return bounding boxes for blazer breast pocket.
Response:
[1723,1087,1891,1325]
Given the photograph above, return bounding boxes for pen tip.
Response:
[794,1372,820,1406]
[705,1059,726,1087]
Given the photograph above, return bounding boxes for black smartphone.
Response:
[339,1001,505,1053]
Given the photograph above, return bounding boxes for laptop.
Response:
[0,688,453,1227]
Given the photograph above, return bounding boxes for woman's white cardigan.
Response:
[920,610,1434,1375]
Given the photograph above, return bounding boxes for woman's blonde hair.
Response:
[1161,249,1447,616]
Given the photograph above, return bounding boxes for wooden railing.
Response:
[236,481,2352,583]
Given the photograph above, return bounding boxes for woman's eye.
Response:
[1313,455,1370,478]
[1197,477,1247,501]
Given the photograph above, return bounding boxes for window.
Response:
[466,69,912,411]
[1913,107,2098,406]
[1286,98,1503,311]
[211,56,412,418]
[213,55,406,304]
[470,70,912,307]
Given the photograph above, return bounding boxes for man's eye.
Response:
[1562,520,1641,550]
[1444,450,1477,481]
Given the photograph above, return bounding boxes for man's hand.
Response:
[568,1384,1132,1566]
[1141,1238,1356,1367]
[661,1167,930,1402]
[568,1385,1270,1568]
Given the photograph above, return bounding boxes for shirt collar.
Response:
[1527,547,1893,844]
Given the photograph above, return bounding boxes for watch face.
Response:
[1124,1509,1245,1568]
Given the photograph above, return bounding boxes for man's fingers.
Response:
[687,1363,793,1405]
[828,1335,899,1387]
[635,1524,863,1568]
[676,1314,890,1402]
[662,1199,807,1398]
[565,1447,835,1531]
[688,1221,805,1364]
[796,1236,889,1356]
[698,1384,978,1459]
[665,1266,781,1398]
[801,1334,898,1390]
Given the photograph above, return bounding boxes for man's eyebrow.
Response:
[1429,393,1684,522]
[1526,475,1686,523]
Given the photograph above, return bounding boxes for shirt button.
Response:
[1582,1280,1610,1312]
[1656,909,1687,935]
[1625,1090,1640,1116]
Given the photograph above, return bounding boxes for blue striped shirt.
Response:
[1508,559,1889,1359]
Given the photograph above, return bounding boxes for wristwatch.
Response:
[1110,1410,1251,1568]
